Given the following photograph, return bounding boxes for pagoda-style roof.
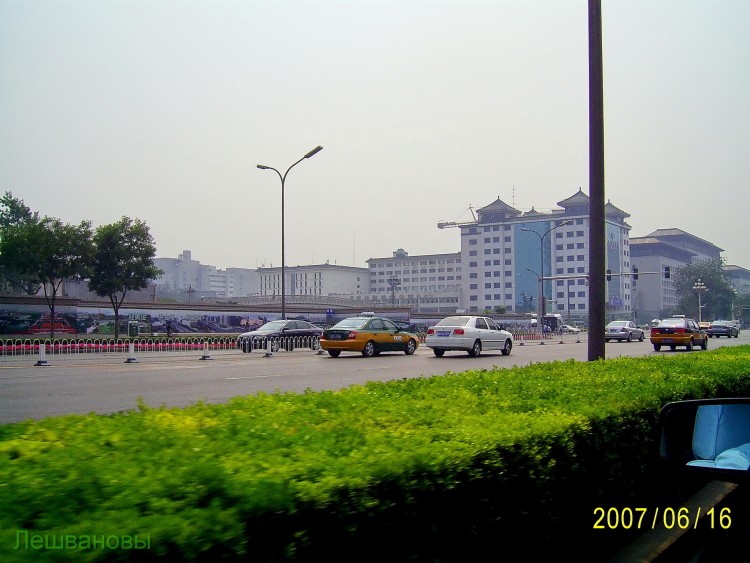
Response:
[523,206,544,217]
[645,228,724,253]
[476,197,522,222]
[605,200,630,219]
[556,188,589,209]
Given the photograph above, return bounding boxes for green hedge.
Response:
[2,346,750,561]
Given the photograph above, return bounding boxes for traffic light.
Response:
[664,266,671,279]
[606,269,612,281]
[632,268,638,280]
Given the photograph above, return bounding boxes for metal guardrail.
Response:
[1,332,587,365]
[237,335,322,355]
[0,335,324,365]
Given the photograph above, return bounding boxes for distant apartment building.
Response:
[449,189,632,320]
[724,265,750,295]
[629,229,725,321]
[154,250,259,299]
[256,263,369,299]
[364,249,462,313]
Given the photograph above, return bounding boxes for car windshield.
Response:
[658,318,686,327]
[435,316,471,327]
[331,318,369,329]
[712,322,727,327]
[256,321,288,331]
[607,321,627,328]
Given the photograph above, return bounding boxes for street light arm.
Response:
[304,145,323,159]
[281,146,324,184]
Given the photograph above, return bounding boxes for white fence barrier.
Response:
[1,335,324,365]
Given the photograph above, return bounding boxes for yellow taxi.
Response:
[650,316,708,352]
[320,316,420,357]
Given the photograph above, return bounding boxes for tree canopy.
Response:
[88,217,162,338]
[0,191,42,294]
[673,258,737,320]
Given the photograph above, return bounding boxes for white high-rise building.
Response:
[451,189,632,320]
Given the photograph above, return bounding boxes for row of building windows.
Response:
[369,259,460,268]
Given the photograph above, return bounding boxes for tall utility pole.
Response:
[257,146,323,320]
[588,0,606,361]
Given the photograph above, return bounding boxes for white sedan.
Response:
[425,315,513,357]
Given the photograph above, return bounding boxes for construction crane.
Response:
[437,205,477,229]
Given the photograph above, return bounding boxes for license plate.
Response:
[437,331,451,337]
[662,339,673,344]
[328,333,343,340]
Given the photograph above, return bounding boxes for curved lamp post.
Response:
[257,146,323,319]
[521,220,573,334]
[692,279,707,323]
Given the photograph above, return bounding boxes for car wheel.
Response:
[327,350,341,358]
[501,339,512,356]
[362,341,376,358]
[468,340,482,357]
[241,340,251,353]
[653,344,661,351]
[311,339,321,350]
[627,333,633,342]
[433,349,445,357]
[685,339,693,351]
[270,339,280,353]
[404,339,417,355]
[638,332,645,342]
[701,337,708,350]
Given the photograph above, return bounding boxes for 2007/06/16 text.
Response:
[593,506,731,530]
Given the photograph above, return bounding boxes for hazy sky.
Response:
[2,0,748,272]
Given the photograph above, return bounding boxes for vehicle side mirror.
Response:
[659,398,750,484]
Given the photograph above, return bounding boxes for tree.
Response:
[1,216,93,337]
[0,191,42,295]
[87,217,162,339]
[673,259,737,320]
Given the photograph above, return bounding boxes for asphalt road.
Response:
[2,333,748,424]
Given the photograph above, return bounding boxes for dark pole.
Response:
[588,0,606,361]
[258,146,323,320]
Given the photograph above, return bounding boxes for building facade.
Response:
[629,229,726,322]
[256,263,369,299]
[364,249,462,313]
[451,189,632,321]
[154,250,259,299]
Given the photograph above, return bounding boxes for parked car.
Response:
[320,316,419,357]
[560,324,581,334]
[425,315,513,357]
[237,319,323,353]
[650,316,708,351]
[706,320,740,338]
[604,320,645,342]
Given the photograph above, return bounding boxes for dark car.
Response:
[237,319,322,353]
[706,320,740,338]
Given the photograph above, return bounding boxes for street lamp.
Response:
[257,146,323,320]
[692,279,707,323]
[387,276,401,306]
[521,220,573,334]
